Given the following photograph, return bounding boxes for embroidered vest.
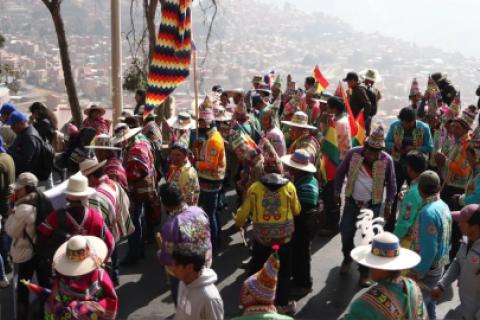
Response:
[392,125,424,161]
[345,152,387,205]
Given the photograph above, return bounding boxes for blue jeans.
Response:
[199,190,220,249]
[127,198,145,259]
[421,266,443,320]
[340,198,380,274]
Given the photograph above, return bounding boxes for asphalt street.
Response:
[1,191,462,319]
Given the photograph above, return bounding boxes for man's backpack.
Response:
[364,86,378,117]
[32,135,55,181]
[30,209,72,263]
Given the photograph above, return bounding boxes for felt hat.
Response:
[452,204,480,224]
[79,157,107,176]
[281,149,316,173]
[53,235,108,277]
[215,107,232,122]
[251,75,263,84]
[172,112,196,130]
[63,171,96,197]
[111,126,142,145]
[453,106,477,129]
[243,250,280,304]
[13,172,39,190]
[365,125,385,150]
[351,232,421,271]
[409,78,421,98]
[85,134,121,151]
[362,69,380,82]
[83,103,105,116]
[280,111,317,130]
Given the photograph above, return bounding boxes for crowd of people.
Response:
[0,69,479,319]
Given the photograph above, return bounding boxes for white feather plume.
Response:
[355,208,385,246]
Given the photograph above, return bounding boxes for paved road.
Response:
[1,192,462,319]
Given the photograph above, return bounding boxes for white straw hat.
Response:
[280,111,317,130]
[79,158,107,176]
[351,232,421,271]
[111,126,141,145]
[63,172,96,197]
[53,235,108,277]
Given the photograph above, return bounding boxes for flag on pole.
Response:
[335,81,357,136]
[145,0,193,116]
[352,111,366,146]
[313,65,329,93]
[320,115,340,181]
[20,279,51,298]
[334,81,365,146]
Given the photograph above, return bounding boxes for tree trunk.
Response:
[43,1,83,126]
[144,0,159,63]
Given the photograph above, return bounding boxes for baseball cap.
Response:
[343,72,359,82]
[452,204,480,224]
[6,111,28,126]
[13,172,39,190]
[0,102,16,116]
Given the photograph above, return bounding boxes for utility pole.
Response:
[111,0,123,126]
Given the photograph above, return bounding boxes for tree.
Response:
[0,34,5,49]
[40,0,82,126]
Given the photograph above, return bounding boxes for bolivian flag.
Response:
[145,0,193,116]
[320,115,340,182]
[313,65,329,93]
[334,81,365,146]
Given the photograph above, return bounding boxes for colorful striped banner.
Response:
[145,0,193,116]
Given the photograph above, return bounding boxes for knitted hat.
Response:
[272,75,282,89]
[243,250,280,304]
[426,76,441,97]
[453,106,477,129]
[365,125,385,150]
[409,78,421,98]
[449,92,462,117]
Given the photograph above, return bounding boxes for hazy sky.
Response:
[263,0,479,57]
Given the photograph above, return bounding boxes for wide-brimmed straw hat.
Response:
[351,232,421,271]
[280,111,317,130]
[63,172,96,197]
[281,149,316,173]
[111,126,142,145]
[85,134,121,151]
[53,235,108,277]
[79,157,107,176]
[83,103,105,116]
[172,112,196,130]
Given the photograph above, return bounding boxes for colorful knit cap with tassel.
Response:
[409,78,420,97]
[244,244,280,304]
[449,92,462,117]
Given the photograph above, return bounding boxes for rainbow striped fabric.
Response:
[145,0,193,116]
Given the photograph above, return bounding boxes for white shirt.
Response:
[352,165,373,202]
